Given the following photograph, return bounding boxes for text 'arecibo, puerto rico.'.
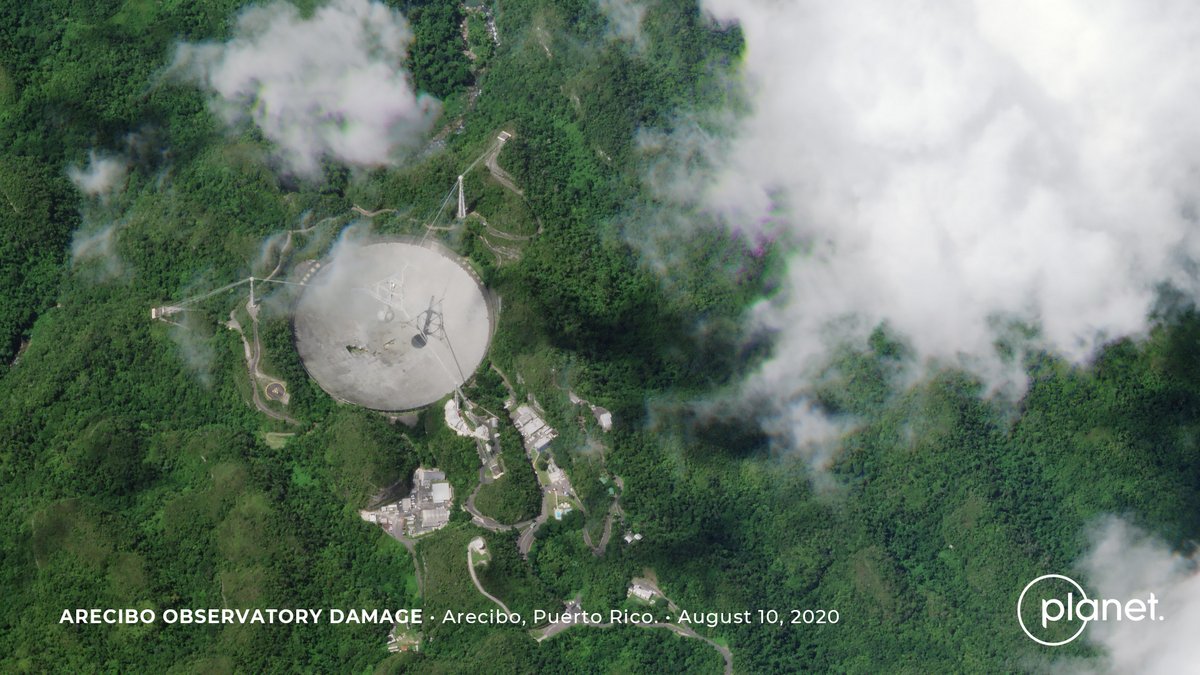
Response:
[438,609,667,626]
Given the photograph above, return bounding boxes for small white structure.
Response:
[628,583,655,602]
[593,407,613,432]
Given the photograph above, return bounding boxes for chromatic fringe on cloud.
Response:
[641,0,1200,458]
[173,0,439,176]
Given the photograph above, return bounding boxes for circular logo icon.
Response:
[1017,574,1090,646]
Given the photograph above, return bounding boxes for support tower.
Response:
[456,175,466,220]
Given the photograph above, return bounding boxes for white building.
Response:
[445,399,489,440]
[629,583,655,602]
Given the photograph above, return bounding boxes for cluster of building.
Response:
[628,582,657,603]
[360,468,454,537]
[445,398,504,479]
[511,403,558,454]
[386,624,421,653]
[568,391,613,432]
[445,399,489,441]
[506,397,584,520]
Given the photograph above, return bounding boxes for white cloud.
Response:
[1078,518,1200,674]
[174,0,439,176]
[652,0,1200,456]
[70,225,122,279]
[596,0,647,49]
[67,151,128,200]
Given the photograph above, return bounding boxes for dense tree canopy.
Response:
[2,0,1198,673]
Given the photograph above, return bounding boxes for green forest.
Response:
[1,0,1198,673]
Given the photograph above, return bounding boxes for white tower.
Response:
[456,175,466,220]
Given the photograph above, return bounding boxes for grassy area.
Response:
[467,173,539,237]
[418,524,485,615]
[261,432,294,449]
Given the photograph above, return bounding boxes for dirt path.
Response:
[484,140,523,196]
[478,232,521,262]
[351,205,397,218]
[396,534,424,599]
[491,362,517,394]
[473,213,534,242]
[228,308,300,426]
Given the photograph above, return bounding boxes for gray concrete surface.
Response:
[294,240,493,410]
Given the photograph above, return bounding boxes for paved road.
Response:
[636,580,730,673]
[583,497,620,557]
[262,222,316,282]
[532,597,586,642]
[518,493,552,558]
[227,222,322,427]
[655,622,734,675]
[480,145,545,238]
[532,606,733,674]
[467,538,511,613]
[465,465,535,532]
[535,614,732,674]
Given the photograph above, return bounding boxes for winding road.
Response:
[351,205,397,218]
[467,538,511,613]
[228,308,300,426]
[531,606,733,674]
[464,465,534,532]
[582,495,622,557]
[484,139,523,196]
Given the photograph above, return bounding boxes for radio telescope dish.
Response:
[293,240,494,411]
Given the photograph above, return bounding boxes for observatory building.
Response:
[293,240,494,410]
